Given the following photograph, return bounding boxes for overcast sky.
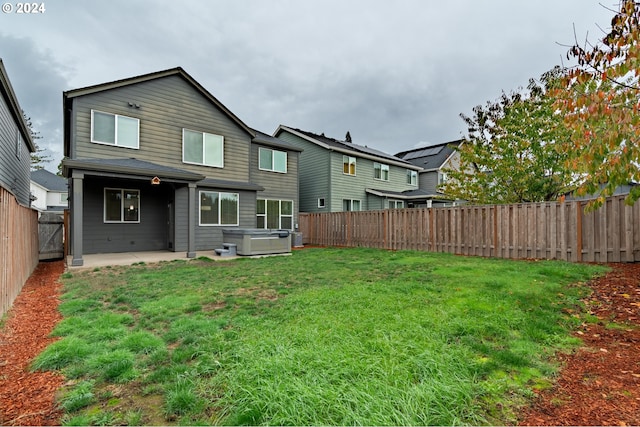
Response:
[0,0,615,172]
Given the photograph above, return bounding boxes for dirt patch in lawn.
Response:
[1,259,639,425]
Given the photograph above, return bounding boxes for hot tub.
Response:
[221,228,291,256]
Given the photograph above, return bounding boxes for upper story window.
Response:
[183,129,224,168]
[104,188,140,223]
[407,170,418,186]
[200,191,238,226]
[259,147,287,173]
[438,171,448,185]
[91,110,139,149]
[343,155,356,176]
[374,162,390,181]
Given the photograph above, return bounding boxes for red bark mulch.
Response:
[0,259,638,425]
[518,263,640,426]
[0,261,65,426]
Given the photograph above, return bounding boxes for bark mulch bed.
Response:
[0,259,638,426]
[518,262,640,426]
[0,261,65,426]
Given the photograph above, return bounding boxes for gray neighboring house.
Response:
[0,59,35,206]
[62,67,301,266]
[273,126,422,212]
[395,140,466,207]
[30,169,68,214]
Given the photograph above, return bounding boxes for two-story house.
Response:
[395,140,466,207]
[30,169,68,214]
[274,126,422,212]
[62,67,301,266]
[0,59,35,206]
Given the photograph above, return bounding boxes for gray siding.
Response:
[329,152,417,212]
[70,75,251,181]
[275,131,330,213]
[82,177,169,254]
[420,171,439,194]
[250,143,300,227]
[174,186,257,251]
[0,94,31,206]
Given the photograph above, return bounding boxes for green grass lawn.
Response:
[33,248,606,425]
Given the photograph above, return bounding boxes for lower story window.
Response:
[257,199,293,230]
[200,191,239,226]
[389,200,404,209]
[343,199,361,211]
[104,188,140,223]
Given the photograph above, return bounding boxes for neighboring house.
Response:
[62,67,301,266]
[564,182,639,201]
[395,140,466,207]
[0,59,35,206]
[30,169,68,214]
[273,126,422,212]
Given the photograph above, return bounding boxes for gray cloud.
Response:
[0,0,615,169]
[0,34,72,171]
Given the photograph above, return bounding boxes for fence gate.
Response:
[38,212,64,260]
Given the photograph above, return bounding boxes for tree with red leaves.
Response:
[557,0,640,208]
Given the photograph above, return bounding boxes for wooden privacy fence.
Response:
[0,186,39,317]
[299,195,640,263]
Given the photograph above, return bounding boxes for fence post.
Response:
[576,201,583,263]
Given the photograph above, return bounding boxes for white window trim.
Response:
[389,200,404,209]
[343,155,357,176]
[103,188,141,224]
[438,171,448,185]
[318,198,326,208]
[258,147,287,173]
[374,162,390,181]
[90,110,140,149]
[407,170,418,186]
[257,199,294,230]
[198,191,239,226]
[343,199,361,211]
[182,128,225,169]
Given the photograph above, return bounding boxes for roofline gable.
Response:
[63,67,255,156]
[274,125,421,171]
[0,59,35,152]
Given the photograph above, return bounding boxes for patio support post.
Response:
[187,183,196,258]
[70,172,84,266]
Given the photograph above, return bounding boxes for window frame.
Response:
[438,171,448,185]
[182,128,224,168]
[258,147,287,173]
[407,170,418,186]
[342,199,361,212]
[199,190,239,226]
[343,155,357,176]
[91,110,140,149]
[389,200,404,209]
[318,198,326,209]
[374,162,390,181]
[103,188,140,224]
[257,198,294,230]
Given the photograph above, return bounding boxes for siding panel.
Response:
[71,75,251,182]
[0,94,31,206]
